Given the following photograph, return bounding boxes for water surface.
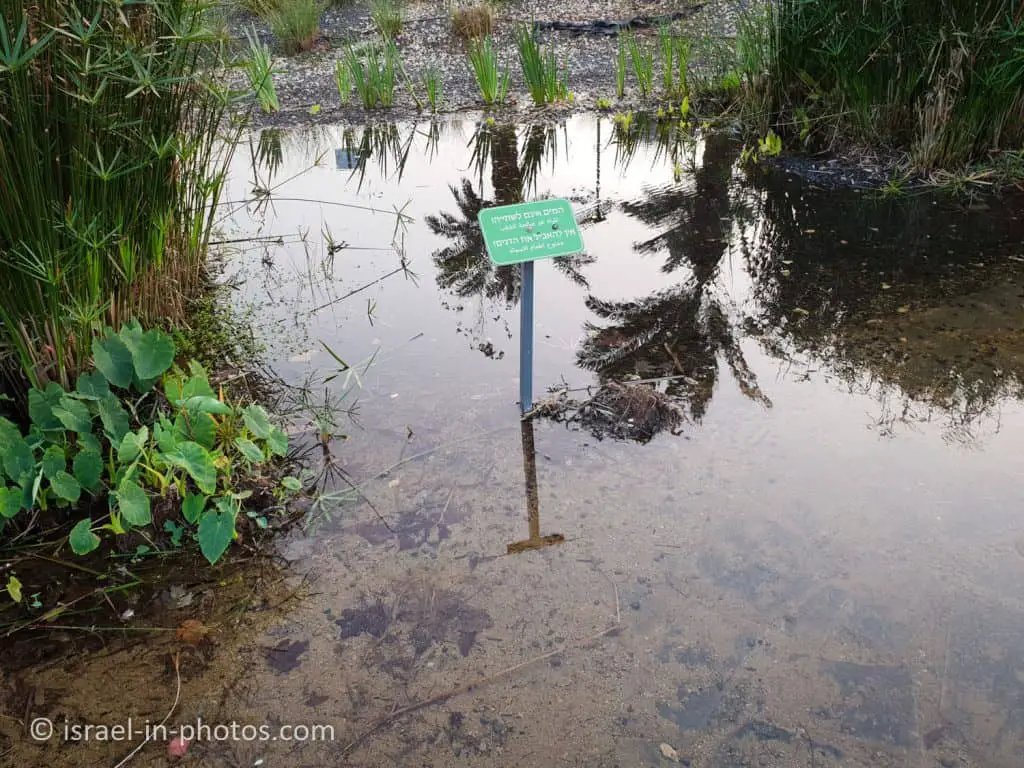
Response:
[211,114,1024,767]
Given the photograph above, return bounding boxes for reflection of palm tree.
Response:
[620,132,737,277]
[428,179,519,303]
[426,123,594,312]
[579,283,768,422]
[580,132,769,421]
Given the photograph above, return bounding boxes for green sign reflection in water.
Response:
[477,198,584,265]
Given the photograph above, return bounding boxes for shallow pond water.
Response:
[12,114,1024,768]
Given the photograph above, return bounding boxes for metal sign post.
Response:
[478,198,584,416]
[519,261,535,412]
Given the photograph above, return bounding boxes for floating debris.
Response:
[534,380,685,443]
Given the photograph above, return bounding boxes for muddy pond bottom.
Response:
[15,115,1024,768]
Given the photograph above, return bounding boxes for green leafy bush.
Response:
[0,324,292,565]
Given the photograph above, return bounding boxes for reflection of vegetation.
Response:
[579,130,769,425]
[740,174,1024,441]
[426,122,594,310]
[612,110,697,178]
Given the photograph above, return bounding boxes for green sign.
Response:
[478,199,584,265]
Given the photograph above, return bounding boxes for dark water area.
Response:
[13,114,1024,768]
[209,114,1024,766]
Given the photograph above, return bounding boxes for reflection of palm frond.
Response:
[341,123,416,190]
[425,179,520,304]
[578,282,769,422]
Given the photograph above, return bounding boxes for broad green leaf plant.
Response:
[0,322,295,567]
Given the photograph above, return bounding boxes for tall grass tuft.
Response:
[753,0,1024,170]
[614,34,628,98]
[625,30,655,98]
[244,28,281,112]
[264,0,327,54]
[0,0,242,388]
[452,4,494,40]
[343,40,400,108]
[422,65,443,111]
[658,25,690,100]
[371,0,405,38]
[335,58,351,104]
[515,26,569,105]
[467,36,511,105]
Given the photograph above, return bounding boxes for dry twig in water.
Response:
[111,652,182,768]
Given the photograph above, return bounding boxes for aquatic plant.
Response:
[467,36,511,105]
[0,0,242,389]
[625,30,655,98]
[747,0,1024,170]
[244,27,281,113]
[422,65,444,111]
[371,0,405,38]
[516,25,570,105]
[658,25,690,100]
[344,39,400,108]
[335,58,351,104]
[0,323,296,566]
[451,3,494,40]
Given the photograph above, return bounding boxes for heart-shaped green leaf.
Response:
[74,370,110,400]
[177,395,232,416]
[69,517,100,555]
[116,478,151,527]
[93,332,134,388]
[97,393,131,443]
[234,437,265,463]
[154,415,180,454]
[0,487,21,518]
[181,492,208,525]
[53,395,94,433]
[267,426,288,457]
[29,382,65,430]
[73,449,104,493]
[173,410,216,449]
[2,436,34,483]
[77,432,102,455]
[242,405,273,440]
[163,441,217,495]
[117,426,149,464]
[121,325,175,381]
[198,505,235,565]
[280,476,302,492]
[51,471,81,503]
[41,445,66,479]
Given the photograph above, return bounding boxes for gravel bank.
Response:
[224,0,746,126]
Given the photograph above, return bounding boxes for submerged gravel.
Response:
[224,0,746,126]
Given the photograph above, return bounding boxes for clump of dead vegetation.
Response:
[451,3,495,40]
[533,379,685,442]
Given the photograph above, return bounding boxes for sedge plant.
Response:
[0,0,243,389]
[264,0,326,54]
[625,30,655,98]
[422,65,443,111]
[467,36,511,105]
[244,27,281,112]
[515,25,569,105]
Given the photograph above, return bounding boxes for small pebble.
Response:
[659,742,680,762]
